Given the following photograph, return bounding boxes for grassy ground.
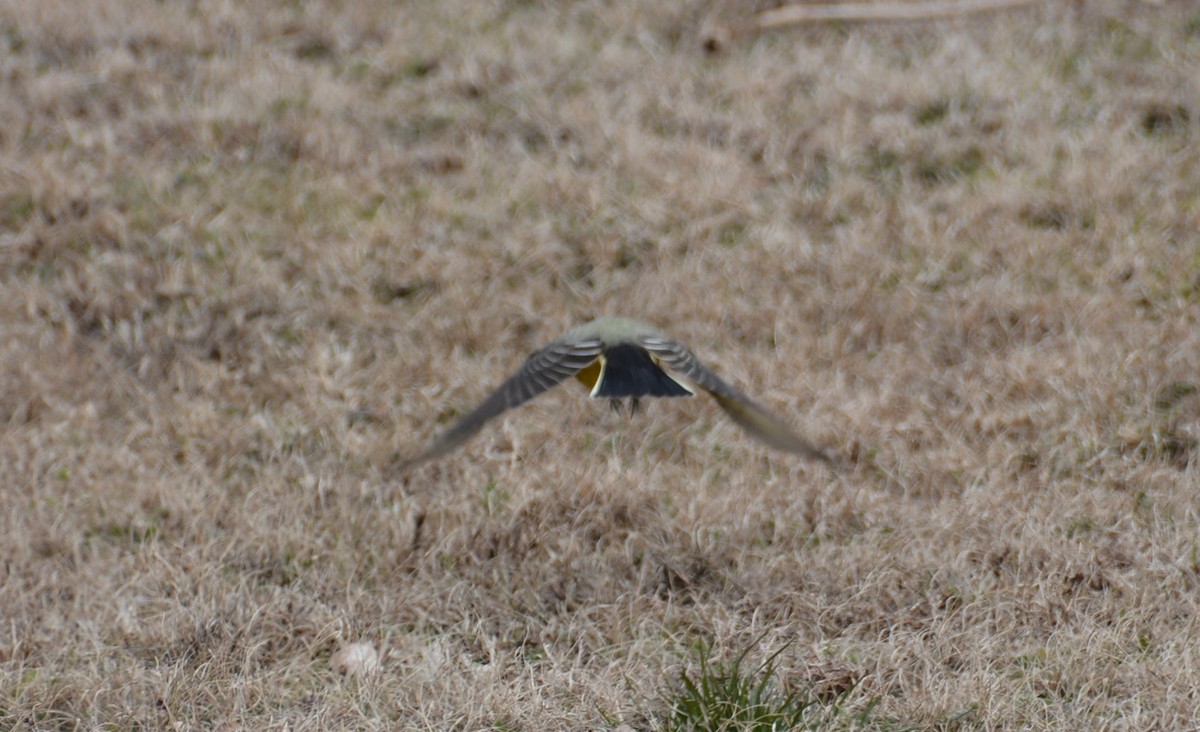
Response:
[1,0,1198,728]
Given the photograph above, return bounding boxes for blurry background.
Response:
[0,1,1197,728]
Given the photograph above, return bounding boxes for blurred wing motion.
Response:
[401,336,604,467]
[638,334,832,463]
[401,316,832,469]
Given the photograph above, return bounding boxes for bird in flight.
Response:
[401,316,831,467]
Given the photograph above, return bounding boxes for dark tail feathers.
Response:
[594,344,692,399]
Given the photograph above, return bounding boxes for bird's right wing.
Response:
[401,336,604,467]
[638,335,831,463]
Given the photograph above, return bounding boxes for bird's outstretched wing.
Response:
[402,336,604,467]
[638,335,831,463]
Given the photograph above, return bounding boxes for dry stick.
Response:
[708,0,1050,47]
[759,0,1045,28]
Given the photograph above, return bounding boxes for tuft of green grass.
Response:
[659,636,868,731]
[717,220,749,248]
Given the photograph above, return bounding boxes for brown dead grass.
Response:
[1,0,1199,728]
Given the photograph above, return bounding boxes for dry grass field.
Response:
[2,0,1199,728]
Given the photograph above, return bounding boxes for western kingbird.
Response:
[403,316,830,466]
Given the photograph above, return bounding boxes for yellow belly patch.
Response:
[574,357,604,394]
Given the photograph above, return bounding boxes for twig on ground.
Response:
[704,0,1052,52]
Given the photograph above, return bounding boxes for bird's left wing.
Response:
[638,334,831,463]
[401,336,604,467]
